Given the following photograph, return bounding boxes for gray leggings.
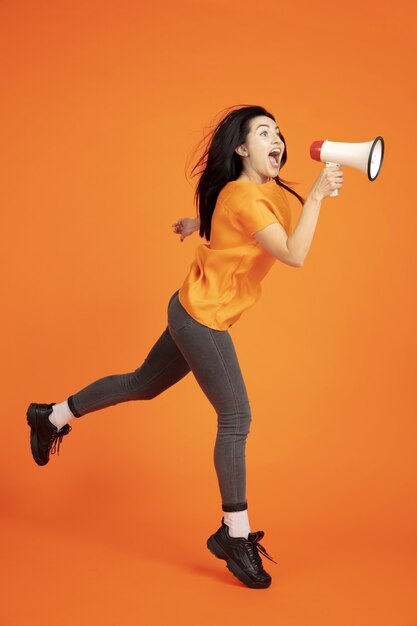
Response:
[67,289,252,512]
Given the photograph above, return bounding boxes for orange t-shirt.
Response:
[178,178,292,331]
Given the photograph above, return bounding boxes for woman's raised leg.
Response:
[26,291,192,465]
[67,325,191,418]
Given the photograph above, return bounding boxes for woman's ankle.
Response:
[49,400,76,430]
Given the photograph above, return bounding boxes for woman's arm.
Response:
[172,216,200,242]
[254,193,323,267]
[287,165,343,266]
[254,165,343,266]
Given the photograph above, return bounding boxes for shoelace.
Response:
[256,541,278,565]
[49,425,72,456]
[247,538,278,567]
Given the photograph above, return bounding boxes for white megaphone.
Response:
[310,136,385,196]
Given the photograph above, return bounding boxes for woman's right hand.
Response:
[310,165,344,200]
[172,217,199,242]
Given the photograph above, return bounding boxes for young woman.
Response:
[26,104,343,589]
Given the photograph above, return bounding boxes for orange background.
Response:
[1,0,416,624]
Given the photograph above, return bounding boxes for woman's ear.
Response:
[235,144,248,157]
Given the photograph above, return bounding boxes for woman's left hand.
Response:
[172,217,198,242]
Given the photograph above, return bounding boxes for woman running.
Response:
[26,104,343,589]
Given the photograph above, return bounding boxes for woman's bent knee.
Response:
[217,406,252,435]
[121,366,160,400]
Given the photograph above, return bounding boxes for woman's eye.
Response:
[260,129,282,139]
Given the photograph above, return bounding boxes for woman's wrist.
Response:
[306,188,324,205]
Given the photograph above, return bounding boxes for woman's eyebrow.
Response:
[256,124,280,132]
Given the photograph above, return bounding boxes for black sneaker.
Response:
[207,516,278,589]
[26,402,72,466]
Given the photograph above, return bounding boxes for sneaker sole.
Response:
[26,403,48,466]
[207,535,271,589]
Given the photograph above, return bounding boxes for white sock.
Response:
[49,400,76,431]
[223,509,251,539]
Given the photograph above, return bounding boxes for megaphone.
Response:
[310,136,385,196]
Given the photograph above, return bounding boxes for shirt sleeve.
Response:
[229,193,280,237]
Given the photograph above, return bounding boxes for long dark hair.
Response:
[185,104,305,241]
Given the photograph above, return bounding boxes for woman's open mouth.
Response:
[268,149,281,168]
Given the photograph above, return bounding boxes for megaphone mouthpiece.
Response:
[310,140,325,162]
